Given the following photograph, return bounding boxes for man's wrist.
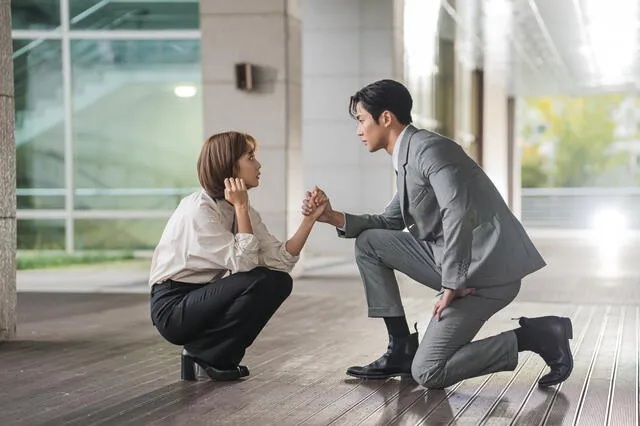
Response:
[328,211,345,228]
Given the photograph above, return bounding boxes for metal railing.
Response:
[17,186,640,229]
[521,187,640,229]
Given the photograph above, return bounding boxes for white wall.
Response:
[481,0,513,210]
[302,0,403,256]
[200,0,302,246]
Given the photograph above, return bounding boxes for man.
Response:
[303,79,572,389]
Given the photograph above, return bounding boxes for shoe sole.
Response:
[204,365,250,381]
[346,371,412,380]
[538,317,574,388]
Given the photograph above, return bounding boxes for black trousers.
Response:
[150,267,293,368]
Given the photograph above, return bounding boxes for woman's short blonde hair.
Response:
[197,131,256,199]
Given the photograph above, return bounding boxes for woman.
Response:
[149,131,326,381]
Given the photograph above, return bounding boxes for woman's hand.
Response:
[302,187,333,223]
[301,188,329,221]
[224,178,249,208]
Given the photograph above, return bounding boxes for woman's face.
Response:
[235,144,261,189]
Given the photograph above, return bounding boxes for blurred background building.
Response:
[9,0,640,260]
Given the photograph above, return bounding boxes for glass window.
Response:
[74,219,168,250]
[11,0,60,30]
[13,39,66,210]
[75,189,197,212]
[70,39,202,211]
[404,0,440,129]
[17,219,65,250]
[69,0,199,30]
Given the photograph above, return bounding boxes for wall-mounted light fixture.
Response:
[235,63,255,91]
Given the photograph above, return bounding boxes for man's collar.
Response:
[392,126,409,171]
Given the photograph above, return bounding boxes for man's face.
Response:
[355,102,387,153]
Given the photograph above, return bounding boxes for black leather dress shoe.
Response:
[346,332,419,379]
[181,349,250,381]
[518,316,573,387]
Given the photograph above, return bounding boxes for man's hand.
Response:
[301,189,329,221]
[432,288,475,321]
[302,186,333,223]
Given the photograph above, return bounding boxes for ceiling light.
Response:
[174,85,197,98]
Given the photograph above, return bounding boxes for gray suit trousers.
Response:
[355,229,520,389]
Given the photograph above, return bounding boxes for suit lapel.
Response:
[397,125,419,219]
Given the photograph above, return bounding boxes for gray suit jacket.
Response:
[338,125,546,290]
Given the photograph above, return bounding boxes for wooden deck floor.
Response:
[1,238,639,425]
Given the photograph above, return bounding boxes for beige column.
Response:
[199,1,302,270]
[434,37,456,139]
[0,0,17,341]
[481,0,518,211]
[302,0,403,256]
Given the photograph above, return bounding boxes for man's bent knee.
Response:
[354,229,386,257]
[411,360,449,389]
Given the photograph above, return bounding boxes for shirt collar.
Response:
[392,126,408,172]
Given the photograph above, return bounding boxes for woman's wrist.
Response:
[234,203,250,212]
[301,215,316,226]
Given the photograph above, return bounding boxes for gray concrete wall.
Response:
[302,0,404,256]
[199,0,303,273]
[0,0,17,341]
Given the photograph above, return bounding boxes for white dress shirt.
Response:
[391,125,408,172]
[148,189,299,286]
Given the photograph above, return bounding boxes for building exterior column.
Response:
[0,0,17,341]
[199,1,303,269]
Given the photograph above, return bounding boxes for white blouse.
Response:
[148,189,299,286]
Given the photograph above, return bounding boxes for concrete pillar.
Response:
[481,0,518,211]
[471,69,484,165]
[434,37,456,139]
[302,0,403,256]
[199,1,303,269]
[0,0,17,341]
[453,0,481,161]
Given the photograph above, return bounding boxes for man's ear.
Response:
[381,111,392,127]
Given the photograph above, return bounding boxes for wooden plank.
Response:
[147,343,371,426]
[52,296,350,426]
[90,294,394,426]
[511,305,593,426]
[329,377,416,426]
[542,306,609,426]
[416,375,493,425]
[2,286,639,426]
[450,305,572,425]
[229,332,412,426]
[606,306,638,426]
[574,306,622,426]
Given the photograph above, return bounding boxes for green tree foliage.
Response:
[522,94,631,187]
[521,144,548,188]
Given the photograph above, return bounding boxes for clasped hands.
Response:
[301,186,332,222]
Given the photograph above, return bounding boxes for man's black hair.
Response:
[349,79,413,125]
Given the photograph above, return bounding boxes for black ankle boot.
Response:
[517,316,573,387]
[180,349,250,382]
[346,332,419,379]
